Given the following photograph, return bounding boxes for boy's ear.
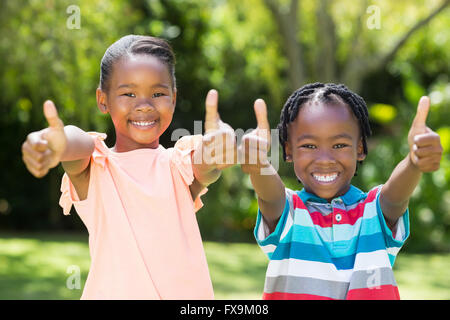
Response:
[96,88,108,114]
[285,141,293,162]
[357,138,366,161]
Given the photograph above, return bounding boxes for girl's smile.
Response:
[285,101,366,202]
[97,55,176,152]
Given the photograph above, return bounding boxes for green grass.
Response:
[0,233,448,299]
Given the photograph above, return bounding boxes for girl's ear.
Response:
[96,88,108,114]
[172,87,177,107]
[357,137,366,162]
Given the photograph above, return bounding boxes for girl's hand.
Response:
[200,89,237,170]
[407,96,443,172]
[22,100,67,178]
[239,99,271,175]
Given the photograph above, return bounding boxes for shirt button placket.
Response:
[331,198,343,248]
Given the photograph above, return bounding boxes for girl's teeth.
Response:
[131,121,155,126]
[313,173,338,182]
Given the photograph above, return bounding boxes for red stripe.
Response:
[292,194,307,210]
[292,188,378,228]
[263,292,334,300]
[346,285,400,300]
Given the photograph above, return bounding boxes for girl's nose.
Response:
[135,102,154,112]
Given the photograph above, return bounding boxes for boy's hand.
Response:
[22,100,67,178]
[407,96,443,172]
[239,99,271,175]
[200,89,237,170]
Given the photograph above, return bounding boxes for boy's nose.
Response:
[314,151,336,165]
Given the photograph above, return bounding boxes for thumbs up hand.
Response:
[22,100,67,178]
[239,99,272,175]
[407,96,442,172]
[200,89,237,170]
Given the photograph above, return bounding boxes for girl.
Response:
[239,82,442,299]
[21,35,236,299]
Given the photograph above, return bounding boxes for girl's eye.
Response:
[122,93,136,98]
[152,92,165,98]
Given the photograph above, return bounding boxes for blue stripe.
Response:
[284,214,384,247]
[271,241,356,269]
[254,198,290,248]
[271,232,387,269]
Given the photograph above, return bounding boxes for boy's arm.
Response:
[249,167,285,233]
[190,89,236,199]
[241,99,285,233]
[380,97,443,227]
[22,101,94,198]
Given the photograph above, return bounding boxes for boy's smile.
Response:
[285,101,366,202]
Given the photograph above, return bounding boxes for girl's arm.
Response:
[380,97,442,227]
[240,99,285,233]
[22,101,95,199]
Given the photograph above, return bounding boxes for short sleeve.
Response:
[254,188,294,258]
[59,132,107,215]
[374,185,410,264]
[170,134,207,211]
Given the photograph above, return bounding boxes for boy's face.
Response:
[97,55,176,152]
[285,101,366,202]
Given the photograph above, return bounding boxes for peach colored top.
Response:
[59,132,213,300]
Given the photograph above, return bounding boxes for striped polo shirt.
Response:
[254,185,410,300]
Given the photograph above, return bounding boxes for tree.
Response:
[262,0,450,92]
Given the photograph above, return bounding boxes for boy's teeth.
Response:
[313,173,338,182]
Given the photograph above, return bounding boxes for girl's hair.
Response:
[99,35,176,91]
[277,82,372,162]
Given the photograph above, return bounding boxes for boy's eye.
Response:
[300,144,316,149]
[122,93,136,98]
[152,92,166,98]
[333,143,349,149]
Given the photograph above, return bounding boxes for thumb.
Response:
[254,99,269,130]
[43,100,64,129]
[411,96,430,131]
[205,89,220,132]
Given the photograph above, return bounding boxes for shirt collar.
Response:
[298,185,366,206]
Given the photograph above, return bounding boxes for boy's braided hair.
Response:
[277,82,372,162]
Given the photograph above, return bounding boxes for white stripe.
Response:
[265,258,353,283]
[353,250,391,271]
[386,246,401,256]
[257,217,269,241]
[265,250,392,284]
[280,209,294,241]
[261,244,276,255]
[395,215,406,242]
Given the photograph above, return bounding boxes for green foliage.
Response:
[0,0,449,252]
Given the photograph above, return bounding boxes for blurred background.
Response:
[0,0,449,299]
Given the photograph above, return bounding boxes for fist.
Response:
[201,89,237,170]
[407,96,443,172]
[239,99,271,175]
[22,100,67,178]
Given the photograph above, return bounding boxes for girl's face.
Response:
[285,101,366,202]
[97,55,176,152]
